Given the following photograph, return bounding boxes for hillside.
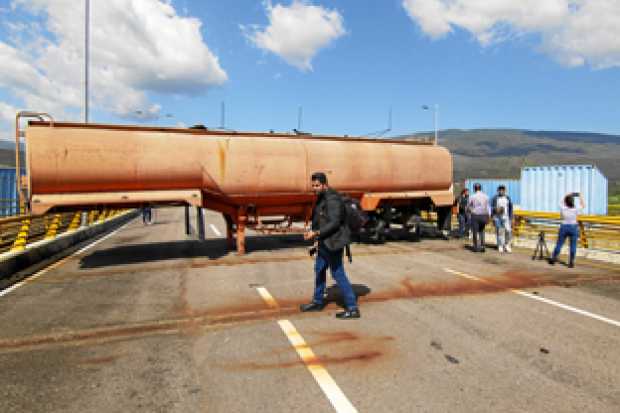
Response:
[405,129,620,194]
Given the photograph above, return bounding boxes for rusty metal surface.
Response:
[30,190,202,216]
[26,122,452,203]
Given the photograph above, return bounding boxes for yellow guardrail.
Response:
[0,209,130,254]
[513,210,620,252]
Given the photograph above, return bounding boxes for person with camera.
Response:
[468,183,491,253]
[300,172,360,319]
[491,185,514,253]
[549,192,584,268]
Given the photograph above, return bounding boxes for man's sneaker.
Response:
[498,245,504,253]
[336,308,361,319]
[300,302,325,312]
[505,245,512,253]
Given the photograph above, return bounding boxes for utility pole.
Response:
[84,0,90,123]
[434,104,439,145]
[297,106,303,131]
[220,101,225,129]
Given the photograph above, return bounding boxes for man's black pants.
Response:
[470,214,489,251]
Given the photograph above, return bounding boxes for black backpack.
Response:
[340,195,368,263]
[341,195,368,235]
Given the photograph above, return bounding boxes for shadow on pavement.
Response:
[325,284,372,309]
[79,234,310,268]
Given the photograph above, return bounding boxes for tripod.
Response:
[532,231,550,260]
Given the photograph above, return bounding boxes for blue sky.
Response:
[1,0,619,138]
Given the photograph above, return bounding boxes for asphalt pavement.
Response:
[1,207,619,413]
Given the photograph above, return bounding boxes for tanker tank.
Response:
[24,122,453,253]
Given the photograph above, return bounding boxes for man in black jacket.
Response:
[300,172,360,319]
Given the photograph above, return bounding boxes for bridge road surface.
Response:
[1,207,619,412]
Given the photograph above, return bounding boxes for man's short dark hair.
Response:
[473,183,482,191]
[498,185,506,191]
[311,172,328,184]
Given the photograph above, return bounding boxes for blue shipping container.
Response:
[520,165,607,215]
[0,168,24,217]
[464,179,521,206]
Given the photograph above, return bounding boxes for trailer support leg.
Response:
[184,205,191,235]
[224,214,235,250]
[236,209,247,255]
[196,207,205,241]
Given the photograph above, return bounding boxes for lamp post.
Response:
[422,104,438,145]
[84,0,90,123]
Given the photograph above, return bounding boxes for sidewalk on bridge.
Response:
[0,210,139,280]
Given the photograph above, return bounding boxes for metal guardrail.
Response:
[513,210,620,252]
[422,210,620,252]
[0,209,131,255]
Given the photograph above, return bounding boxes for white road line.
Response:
[0,219,134,298]
[278,320,358,413]
[255,287,358,413]
[444,268,620,328]
[209,224,222,237]
[256,287,280,309]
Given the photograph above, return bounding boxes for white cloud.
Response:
[0,0,227,128]
[243,1,346,71]
[0,101,18,124]
[402,0,620,69]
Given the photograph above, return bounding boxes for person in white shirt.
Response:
[491,185,514,253]
[549,192,584,268]
[467,183,491,252]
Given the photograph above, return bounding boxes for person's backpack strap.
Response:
[345,244,352,263]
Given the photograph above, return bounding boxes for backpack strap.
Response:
[345,244,352,263]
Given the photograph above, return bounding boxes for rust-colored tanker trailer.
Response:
[24,121,453,253]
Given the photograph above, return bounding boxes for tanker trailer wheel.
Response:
[436,206,452,240]
[406,214,422,241]
[368,216,388,244]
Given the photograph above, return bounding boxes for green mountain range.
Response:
[405,129,620,194]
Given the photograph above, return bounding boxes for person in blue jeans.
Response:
[549,192,584,268]
[301,172,360,319]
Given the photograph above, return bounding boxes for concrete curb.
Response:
[0,210,139,279]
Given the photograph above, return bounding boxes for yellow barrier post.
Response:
[10,218,31,252]
[578,222,589,248]
[88,210,98,225]
[67,211,82,232]
[97,209,108,222]
[44,213,62,239]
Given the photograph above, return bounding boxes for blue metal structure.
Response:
[0,168,24,217]
[520,165,608,215]
[465,179,521,206]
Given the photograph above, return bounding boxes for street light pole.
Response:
[84,0,90,123]
[434,103,439,145]
[422,104,439,145]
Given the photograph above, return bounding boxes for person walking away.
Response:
[454,188,470,239]
[491,185,514,253]
[468,183,491,252]
[300,172,360,319]
[142,205,152,225]
[549,193,584,268]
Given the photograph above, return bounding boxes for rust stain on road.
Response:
[0,269,614,354]
[222,350,384,371]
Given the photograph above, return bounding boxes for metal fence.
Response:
[513,210,620,253]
